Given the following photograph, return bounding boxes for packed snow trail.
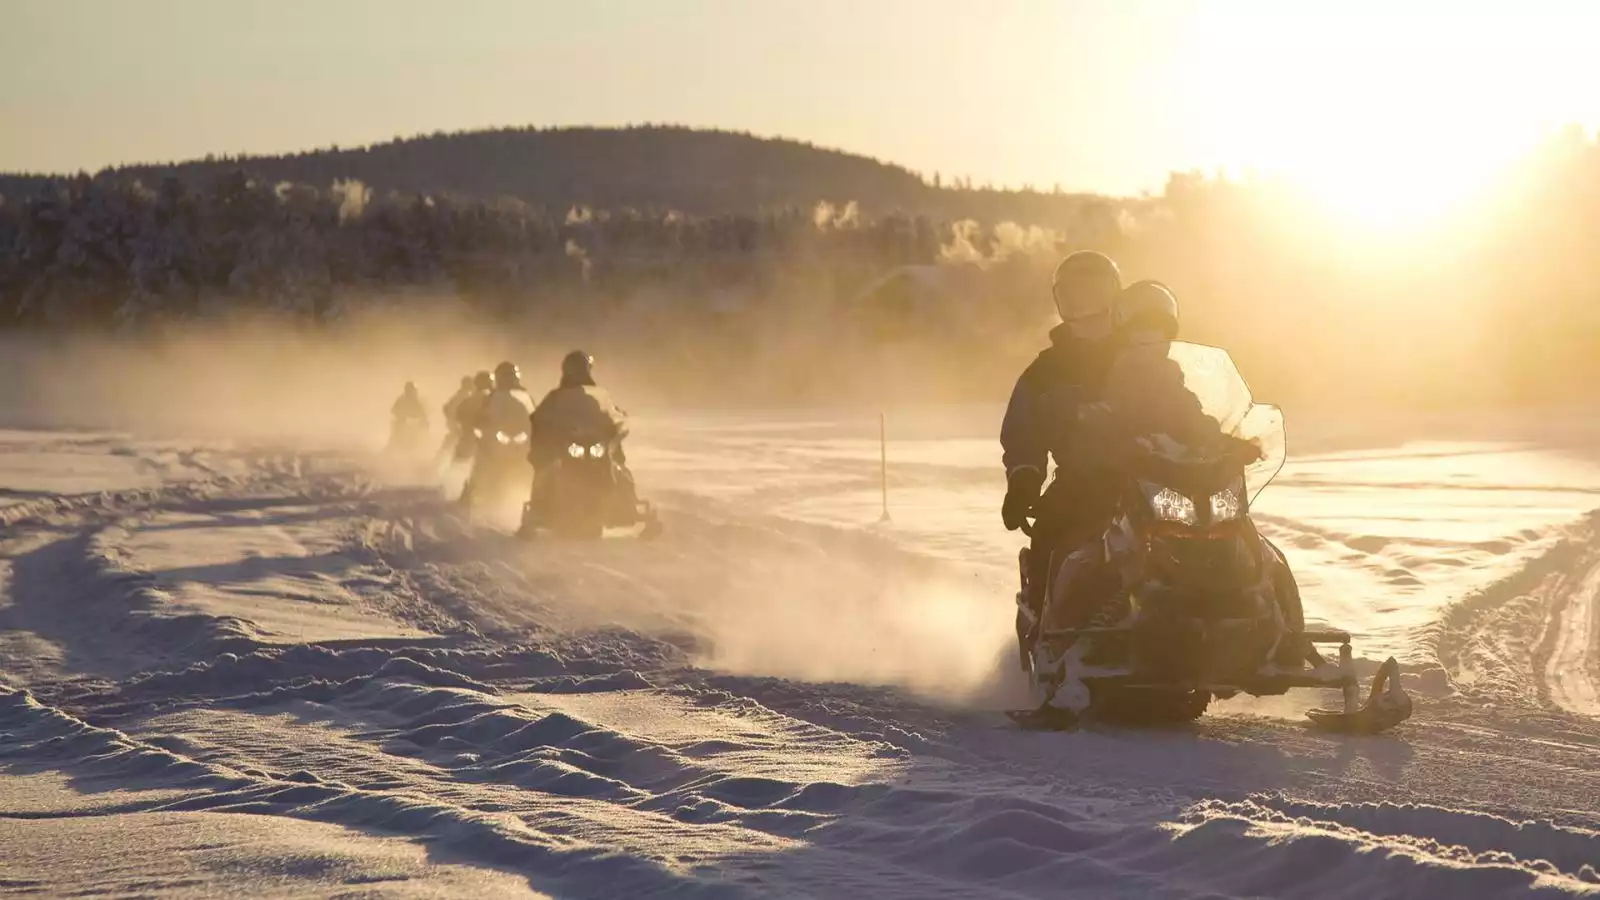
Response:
[1,430,1599,897]
[1542,545,1600,715]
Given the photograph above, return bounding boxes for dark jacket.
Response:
[391,391,426,423]
[529,382,629,465]
[441,387,473,433]
[1001,323,1120,534]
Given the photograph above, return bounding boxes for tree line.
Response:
[2,125,1598,410]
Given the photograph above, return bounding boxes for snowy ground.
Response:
[3,411,1599,898]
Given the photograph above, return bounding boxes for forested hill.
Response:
[0,125,1108,225]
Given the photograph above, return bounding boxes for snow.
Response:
[3,413,1600,897]
[2,774,548,898]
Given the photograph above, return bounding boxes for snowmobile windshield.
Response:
[1088,340,1286,503]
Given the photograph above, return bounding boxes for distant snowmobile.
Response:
[1010,340,1412,734]
[386,382,430,459]
[460,422,531,512]
[459,364,536,515]
[518,423,661,541]
[515,350,661,541]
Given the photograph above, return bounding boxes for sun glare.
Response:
[1177,3,1600,231]
[1270,121,1532,230]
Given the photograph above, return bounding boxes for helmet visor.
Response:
[1055,271,1119,322]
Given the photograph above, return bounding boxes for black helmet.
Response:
[1051,250,1121,323]
[1118,280,1179,340]
[493,361,521,389]
[473,370,492,391]
[561,350,594,382]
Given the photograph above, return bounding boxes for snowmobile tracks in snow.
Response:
[1428,509,1600,717]
[1541,543,1600,716]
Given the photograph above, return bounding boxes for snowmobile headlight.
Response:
[472,428,484,438]
[494,431,511,445]
[567,443,586,458]
[1209,483,1243,522]
[1139,481,1198,526]
[512,432,528,444]
[588,443,606,458]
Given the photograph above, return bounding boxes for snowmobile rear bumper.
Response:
[1019,629,1413,734]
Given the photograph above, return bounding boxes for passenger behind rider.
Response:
[452,371,494,465]
[1116,279,1179,344]
[1100,279,1218,448]
[437,374,476,461]
[520,351,637,533]
[1108,280,1310,664]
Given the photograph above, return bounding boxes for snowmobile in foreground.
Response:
[1010,341,1412,735]
[518,427,661,541]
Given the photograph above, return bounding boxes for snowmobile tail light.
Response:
[1210,486,1242,522]
[1140,481,1198,526]
[588,443,606,458]
[567,443,585,458]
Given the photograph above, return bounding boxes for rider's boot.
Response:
[1015,547,1037,669]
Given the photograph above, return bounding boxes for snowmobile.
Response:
[518,427,661,541]
[460,423,533,514]
[1010,340,1412,735]
[385,415,430,459]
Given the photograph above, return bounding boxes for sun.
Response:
[1267,122,1529,231]
[1176,3,1600,231]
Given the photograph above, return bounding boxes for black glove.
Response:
[1002,468,1045,531]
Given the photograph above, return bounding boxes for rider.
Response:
[1002,251,1126,639]
[520,350,634,533]
[453,371,493,454]
[388,381,428,450]
[460,362,536,509]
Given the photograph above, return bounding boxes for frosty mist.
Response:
[0,309,1020,706]
[689,554,1013,703]
[0,307,565,445]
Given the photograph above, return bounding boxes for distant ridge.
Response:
[0,124,1110,225]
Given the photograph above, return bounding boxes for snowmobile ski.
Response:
[1305,656,1412,734]
[1005,705,1081,731]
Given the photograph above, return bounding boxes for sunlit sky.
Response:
[4,0,1600,213]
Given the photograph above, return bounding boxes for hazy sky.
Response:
[3,0,1599,196]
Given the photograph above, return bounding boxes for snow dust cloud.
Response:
[0,301,605,449]
[0,300,1028,707]
[690,553,1019,706]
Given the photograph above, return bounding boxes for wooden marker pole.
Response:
[879,411,891,523]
